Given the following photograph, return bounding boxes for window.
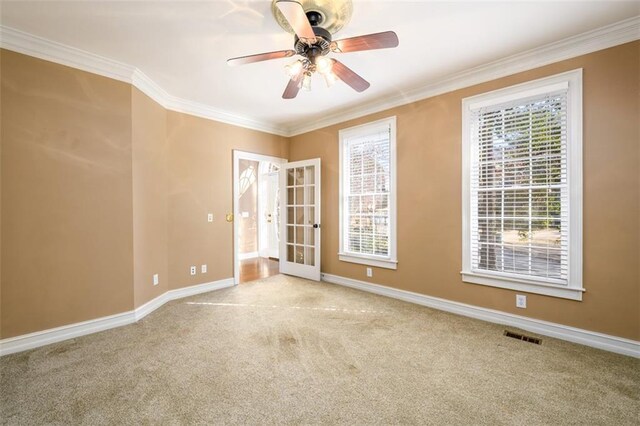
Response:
[339,117,397,269]
[462,70,583,300]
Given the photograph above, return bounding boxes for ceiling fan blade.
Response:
[282,70,305,99]
[332,31,399,53]
[275,0,316,44]
[331,60,370,93]
[227,50,296,66]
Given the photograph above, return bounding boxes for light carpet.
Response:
[1,274,639,424]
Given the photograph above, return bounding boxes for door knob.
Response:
[313,224,320,229]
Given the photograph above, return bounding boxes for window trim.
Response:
[339,116,398,270]
[461,69,584,301]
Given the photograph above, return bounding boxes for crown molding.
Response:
[0,25,135,82]
[285,15,640,136]
[1,16,638,138]
[163,93,289,136]
[0,26,290,137]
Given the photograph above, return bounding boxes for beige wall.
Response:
[0,50,289,337]
[238,159,259,255]
[289,42,640,340]
[166,112,288,290]
[1,50,134,338]
[132,88,168,308]
[1,42,637,341]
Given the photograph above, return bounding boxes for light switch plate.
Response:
[153,274,159,286]
[516,294,527,308]
[366,267,373,277]
[201,264,207,273]
[207,213,213,222]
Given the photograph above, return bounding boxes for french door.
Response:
[279,159,321,281]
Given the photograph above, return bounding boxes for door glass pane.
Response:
[296,207,304,224]
[306,227,315,246]
[305,166,315,184]
[287,188,295,206]
[305,207,315,225]
[295,245,304,264]
[296,187,304,205]
[306,186,315,206]
[287,169,295,186]
[287,226,294,244]
[287,207,294,224]
[305,247,315,266]
[296,226,304,245]
[295,168,305,185]
[287,244,294,262]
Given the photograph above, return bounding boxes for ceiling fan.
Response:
[227,0,399,99]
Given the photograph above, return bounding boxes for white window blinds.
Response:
[344,127,391,257]
[470,89,569,284]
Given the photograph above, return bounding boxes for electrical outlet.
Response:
[207,213,213,222]
[366,267,373,277]
[153,274,159,286]
[516,294,527,308]
[190,266,196,276]
[201,264,207,273]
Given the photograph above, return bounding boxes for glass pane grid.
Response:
[470,93,569,282]
[285,164,316,267]
[345,129,391,257]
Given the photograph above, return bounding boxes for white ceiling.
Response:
[1,1,638,131]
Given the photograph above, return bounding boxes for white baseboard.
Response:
[0,311,136,358]
[321,273,640,358]
[239,252,259,260]
[166,278,235,300]
[134,293,171,321]
[0,278,235,356]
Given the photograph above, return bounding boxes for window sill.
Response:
[461,271,584,301]
[339,253,397,270]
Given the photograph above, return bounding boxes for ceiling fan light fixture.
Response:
[301,73,312,91]
[323,72,338,88]
[314,56,333,74]
[285,59,304,77]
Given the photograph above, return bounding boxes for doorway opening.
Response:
[233,151,287,284]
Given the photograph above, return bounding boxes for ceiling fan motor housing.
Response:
[295,26,332,60]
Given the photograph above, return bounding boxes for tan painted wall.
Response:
[289,42,640,340]
[132,88,168,308]
[0,50,134,338]
[1,42,636,341]
[238,159,259,254]
[166,112,288,290]
[0,50,288,337]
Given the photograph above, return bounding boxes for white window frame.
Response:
[339,116,398,270]
[461,69,584,301]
